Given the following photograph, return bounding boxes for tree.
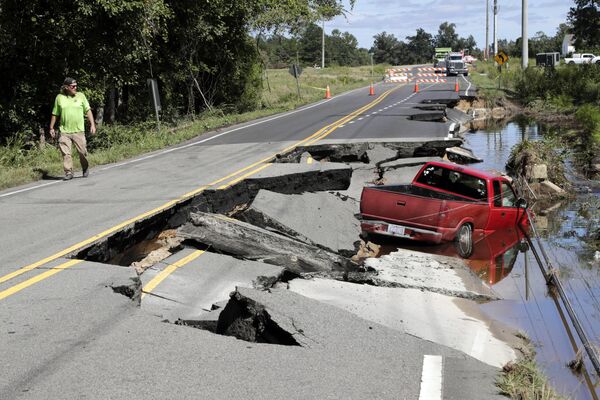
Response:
[371,32,402,64]
[568,0,600,48]
[435,22,459,49]
[405,29,434,64]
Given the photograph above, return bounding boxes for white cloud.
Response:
[329,0,571,49]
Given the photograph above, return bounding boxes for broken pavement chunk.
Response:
[239,190,361,256]
[178,212,358,274]
[216,290,300,346]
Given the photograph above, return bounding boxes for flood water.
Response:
[464,119,600,399]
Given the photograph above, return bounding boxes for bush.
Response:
[575,104,600,144]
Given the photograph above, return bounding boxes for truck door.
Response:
[486,180,521,230]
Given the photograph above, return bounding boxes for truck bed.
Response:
[360,184,489,241]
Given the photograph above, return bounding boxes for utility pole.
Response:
[493,0,498,58]
[522,0,528,68]
[485,0,489,60]
[321,19,325,69]
[370,53,374,78]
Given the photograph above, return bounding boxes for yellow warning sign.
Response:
[495,51,509,65]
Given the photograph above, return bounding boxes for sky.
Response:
[328,0,572,50]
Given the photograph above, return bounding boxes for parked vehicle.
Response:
[359,161,529,257]
[590,55,600,65]
[564,53,596,64]
[445,52,469,76]
[536,52,560,67]
[463,55,476,64]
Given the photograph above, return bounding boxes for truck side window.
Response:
[417,166,442,187]
[493,181,502,207]
[417,165,487,200]
[501,182,517,207]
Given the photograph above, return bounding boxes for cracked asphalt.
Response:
[0,69,509,400]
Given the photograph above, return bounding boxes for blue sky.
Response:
[329,0,572,50]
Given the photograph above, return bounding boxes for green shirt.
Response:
[51,92,90,133]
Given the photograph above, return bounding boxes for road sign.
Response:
[495,51,509,65]
[288,64,302,78]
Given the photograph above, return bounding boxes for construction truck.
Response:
[445,52,469,76]
[433,47,452,68]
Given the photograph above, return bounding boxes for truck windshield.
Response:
[416,165,487,200]
[450,56,462,60]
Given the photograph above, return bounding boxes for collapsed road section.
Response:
[64,133,524,372]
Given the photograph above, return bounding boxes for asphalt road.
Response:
[0,67,500,399]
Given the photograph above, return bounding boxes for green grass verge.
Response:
[0,65,389,191]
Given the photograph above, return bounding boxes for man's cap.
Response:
[63,77,77,86]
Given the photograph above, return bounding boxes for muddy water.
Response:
[463,119,600,400]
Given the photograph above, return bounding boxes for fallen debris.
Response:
[215,290,301,346]
[363,248,500,301]
[131,230,183,274]
[444,146,483,164]
[178,212,358,274]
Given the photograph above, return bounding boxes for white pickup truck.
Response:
[564,53,596,64]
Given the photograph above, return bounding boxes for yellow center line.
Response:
[306,86,400,145]
[141,250,205,299]
[0,84,404,296]
[217,163,272,190]
[0,260,83,301]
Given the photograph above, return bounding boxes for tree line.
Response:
[1,0,598,143]
[0,0,353,142]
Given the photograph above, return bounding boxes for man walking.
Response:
[49,77,96,180]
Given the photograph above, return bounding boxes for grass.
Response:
[497,358,565,400]
[496,332,565,400]
[469,57,530,108]
[0,65,388,191]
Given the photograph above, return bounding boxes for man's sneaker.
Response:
[82,169,89,178]
[64,173,73,181]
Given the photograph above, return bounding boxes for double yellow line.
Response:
[0,84,402,300]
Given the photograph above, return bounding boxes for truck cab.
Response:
[445,52,468,76]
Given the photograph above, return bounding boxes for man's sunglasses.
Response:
[68,84,77,88]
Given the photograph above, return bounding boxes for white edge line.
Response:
[419,355,442,400]
[461,74,472,96]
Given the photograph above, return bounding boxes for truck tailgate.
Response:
[360,185,443,228]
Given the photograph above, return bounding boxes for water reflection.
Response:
[377,227,528,286]
[465,119,600,400]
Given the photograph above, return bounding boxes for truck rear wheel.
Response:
[455,224,473,258]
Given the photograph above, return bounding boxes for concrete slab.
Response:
[380,156,442,170]
[446,107,473,126]
[287,277,518,368]
[140,248,285,321]
[239,189,361,256]
[8,287,505,400]
[364,248,499,300]
[338,165,380,202]
[380,165,423,185]
[365,143,400,165]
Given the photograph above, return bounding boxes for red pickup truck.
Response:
[360,161,529,257]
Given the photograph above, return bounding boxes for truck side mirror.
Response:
[516,198,528,209]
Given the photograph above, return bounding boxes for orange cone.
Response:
[325,85,331,99]
[455,80,460,92]
[414,81,419,93]
[369,82,375,96]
